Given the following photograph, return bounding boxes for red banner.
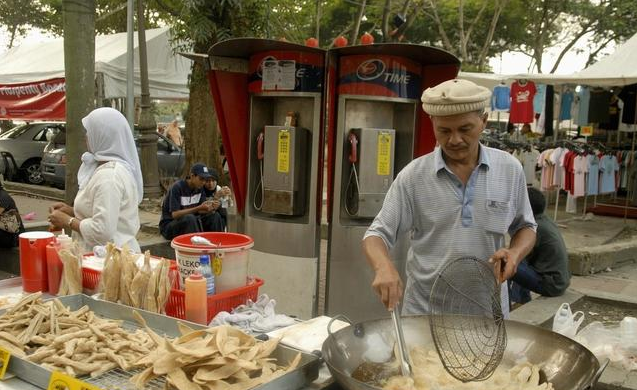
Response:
[0,78,66,121]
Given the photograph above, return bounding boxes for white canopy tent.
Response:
[0,27,191,99]
[459,32,637,88]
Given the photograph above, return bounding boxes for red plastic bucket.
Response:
[171,232,254,293]
[19,231,55,292]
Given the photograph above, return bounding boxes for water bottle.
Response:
[198,255,215,295]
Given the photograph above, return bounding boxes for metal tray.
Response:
[2,294,320,390]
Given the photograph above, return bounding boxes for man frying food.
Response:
[362,79,537,316]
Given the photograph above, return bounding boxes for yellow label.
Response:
[377,132,392,176]
[212,256,223,276]
[0,347,10,379]
[581,125,593,137]
[48,371,102,390]
[277,130,290,173]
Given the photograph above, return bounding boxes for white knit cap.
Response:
[421,79,491,117]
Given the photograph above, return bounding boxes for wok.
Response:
[322,315,607,390]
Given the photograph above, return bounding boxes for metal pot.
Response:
[322,315,607,390]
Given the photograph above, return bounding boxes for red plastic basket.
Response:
[81,259,179,291]
[165,278,264,323]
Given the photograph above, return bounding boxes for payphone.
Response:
[344,128,395,218]
[325,45,460,322]
[254,125,308,216]
[205,39,326,319]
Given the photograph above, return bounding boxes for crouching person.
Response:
[509,187,571,306]
[159,163,219,240]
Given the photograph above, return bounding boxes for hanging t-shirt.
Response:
[522,149,540,187]
[559,90,574,121]
[598,155,619,194]
[509,80,537,124]
[588,89,612,124]
[577,87,590,125]
[491,84,510,111]
[587,154,600,196]
[600,96,621,130]
[544,85,555,137]
[533,84,546,114]
[573,155,587,197]
[619,84,637,125]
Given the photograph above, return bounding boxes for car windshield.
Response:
[0,124,31,139]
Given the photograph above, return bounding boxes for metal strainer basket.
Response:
[429,256,506,382]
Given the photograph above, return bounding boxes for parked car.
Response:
[41,131,185,189]
[0,122,65,184]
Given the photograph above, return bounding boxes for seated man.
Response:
[159,163,220,240]
[202,168,232,232]
[509,187,571,305]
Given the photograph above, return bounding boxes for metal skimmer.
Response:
[429,256,506,382]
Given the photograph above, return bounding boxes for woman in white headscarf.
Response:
[48,107,143,252]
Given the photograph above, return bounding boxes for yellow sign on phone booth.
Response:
[277,130,290,173]
[377,132,391,176]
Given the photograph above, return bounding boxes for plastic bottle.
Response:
[552,303,573,334]
[184,272,207,325]
[199,255,215,295]
[56,230,72,250]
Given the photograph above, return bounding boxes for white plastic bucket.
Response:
[171,232,253,293]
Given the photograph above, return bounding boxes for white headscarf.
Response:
[78,107,144,204]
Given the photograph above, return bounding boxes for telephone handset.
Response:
[344,128,396,218]
[254,131,265,210]
[256,132,265,160]
[345,131,360,216]
[348,132,358,164]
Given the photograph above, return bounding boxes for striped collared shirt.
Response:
[364,144,537,316]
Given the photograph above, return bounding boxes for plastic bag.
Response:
[575,317,637,370]
[98,243,121,302]
[552,303,584,338]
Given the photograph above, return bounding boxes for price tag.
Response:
[277,130,290,173]
[377,132,392,176]
[0,346,10,379]
[48,371,102,390]
[580,125,593,137]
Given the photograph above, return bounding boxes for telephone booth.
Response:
[324,44,460,322]
[207,39,326,318]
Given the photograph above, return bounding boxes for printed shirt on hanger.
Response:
[509,81,537,124]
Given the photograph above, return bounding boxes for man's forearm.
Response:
[363,235,393,272]
[509,227,536,263]
[171,206,200,219]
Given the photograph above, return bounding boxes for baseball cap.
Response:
[191,163,212,179]
[421,79,491,117]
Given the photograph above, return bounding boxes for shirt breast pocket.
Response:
[482,199,511,234]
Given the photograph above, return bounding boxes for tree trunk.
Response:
[381,0,391,42]
[549,25,593,73]
[136,0,161,198]
[477,0,509,70]
[350,0,367,45]
[63,0,95,204]
[426,0,454,52]
[183,41,220,178]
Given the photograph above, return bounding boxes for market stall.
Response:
[0,27,190,121]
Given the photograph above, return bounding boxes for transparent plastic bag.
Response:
[552,303,584,338]
[576,318,637,370]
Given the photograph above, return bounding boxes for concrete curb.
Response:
[4,181,65,200]
[569,240,637,275]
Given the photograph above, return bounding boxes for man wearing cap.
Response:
[362,79,537,316]
[159,162,219,240]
